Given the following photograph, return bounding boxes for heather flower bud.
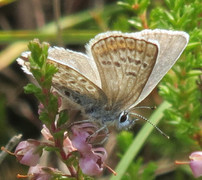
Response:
[28,165,58,180]
[189,151,202,178]
[15,140,42,166]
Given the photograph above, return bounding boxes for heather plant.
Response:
[13,40,109,179]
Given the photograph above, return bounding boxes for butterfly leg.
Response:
[67,119,95,128]
[86,125,109,144]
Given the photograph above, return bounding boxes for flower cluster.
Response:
[71,123,107,176]
[13,123,108,179]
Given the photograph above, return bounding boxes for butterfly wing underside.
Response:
[133,29,189,107]
[48,47,101,88]
[87,32,159,110]
[17,50,107,108]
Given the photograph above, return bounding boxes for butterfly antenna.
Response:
[129,112,169,139]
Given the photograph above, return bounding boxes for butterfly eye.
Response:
[119,112,128,123]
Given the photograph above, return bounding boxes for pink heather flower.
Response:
[28,165,58,180]
[189,151,202,178]
[71,123,108,176]
[15,140,42,166]
[79,147,107,176]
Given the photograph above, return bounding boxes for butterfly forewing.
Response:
[88,32,158,110]
[132,29,189,107]
[48,59,107,104]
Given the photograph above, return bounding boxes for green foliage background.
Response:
[0,0,201,179]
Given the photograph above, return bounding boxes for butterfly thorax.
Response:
[85,104,121,127]
[57,86,124,128]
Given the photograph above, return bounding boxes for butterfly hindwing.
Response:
[47,58,107,107]
[17,51,107,109]
[48,47,101,88]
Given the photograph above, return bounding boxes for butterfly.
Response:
[17,29,189,135]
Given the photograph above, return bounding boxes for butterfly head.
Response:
[116,111,137,130]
